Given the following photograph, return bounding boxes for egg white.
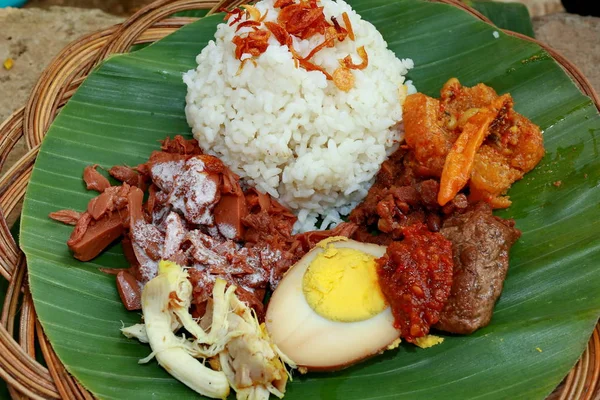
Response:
[266,239,400,370]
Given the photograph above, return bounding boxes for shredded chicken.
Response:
[227,0,365,90]
[123,261,294,400]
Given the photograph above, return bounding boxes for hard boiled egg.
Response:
[265,237,400,371]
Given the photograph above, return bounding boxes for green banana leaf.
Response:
[171,9,211,17]
[19,0,600,399]
[469,0,535,37]
[189,0,538,38]
[129,9,211,52]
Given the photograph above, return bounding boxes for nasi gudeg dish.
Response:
[49,0,545,398]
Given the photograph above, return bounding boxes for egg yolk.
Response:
[302,244,387,322]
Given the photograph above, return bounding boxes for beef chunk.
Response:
[350,149,468,246]
[435,202,521,334]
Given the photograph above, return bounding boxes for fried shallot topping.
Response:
[277,2,329,39]
[232,29,272,60]
[273,0,294,8]
[299,58,332,80]
[241,4,262,21]
[341,45,368,70]
[224,7,244,26]
[330,17,348,41]
[342,12,354,40]
[332,67,354,92]
[235,20,262,32]
[264,21,289,45]
[227,0,367,90]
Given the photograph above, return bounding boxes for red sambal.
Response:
[376,223,454,342]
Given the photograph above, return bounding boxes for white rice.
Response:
[184,0,415,232]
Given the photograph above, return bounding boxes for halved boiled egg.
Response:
[265,237,400,371]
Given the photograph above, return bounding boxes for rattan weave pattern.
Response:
[0,0,597,398]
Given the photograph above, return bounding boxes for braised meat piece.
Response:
[109,166,148,190]
[160,135,203,155]
[48,209,81,226]
[67,212,125,262]
[291,222,358,255]
[115,270,142,311]
[83,164,111,193]
[350,149,467,245]
[351,144,523,336]
[50,136,304,316]
[435,202,521,334]
[62,184,133,261]
[242,188,296,248]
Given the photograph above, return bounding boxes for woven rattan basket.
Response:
[0,0,598,398]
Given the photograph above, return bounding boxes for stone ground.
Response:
[0,7,122,124]
[26,0,154,15]
[0,7,122,209]
[534,12,600,92]
[496,0,564,16]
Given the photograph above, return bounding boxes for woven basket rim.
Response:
[0,0,598,399]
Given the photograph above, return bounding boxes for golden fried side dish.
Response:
[403,78,545,208]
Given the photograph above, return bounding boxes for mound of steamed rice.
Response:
[184,0,415,231]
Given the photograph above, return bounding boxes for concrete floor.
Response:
[25,0,154,15]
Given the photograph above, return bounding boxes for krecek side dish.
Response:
[49,0,545,398]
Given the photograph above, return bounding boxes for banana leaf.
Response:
[19,0,600,399]
[468,0,535,37]
[129,9,211,52]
